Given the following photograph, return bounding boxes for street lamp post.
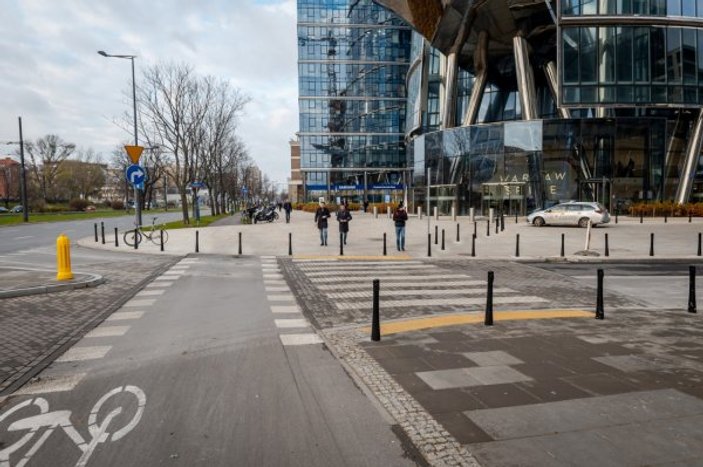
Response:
[98,50,142,227]
[3,117,29,222]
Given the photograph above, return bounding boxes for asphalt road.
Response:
[0,255,413,466]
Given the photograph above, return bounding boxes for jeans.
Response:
[285,211,290,223]
[340,231,347,244]
[395,226,405,250]
[319,228,328,245]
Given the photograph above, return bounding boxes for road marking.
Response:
[293,255,411,261]
[271,305,302,314]
[136,289,165,297]
[279,334,323,346]
[308,274,464,283]
[86,326,130,338]
[275,319,309,328]
[265,286,290,292]
[154,276,178,281]
[300,265,430,274]
[263,275,284,280]
[268,294,296,302]
[15,235,34,240]
[326,288,515,299]
[295,261,423,266]
[316,280,484,290]
[107,311,145,321]
[146,281,173,288]
[56,346,112,362]
[15,373,86,395]
[361,310,594,336]
[123,299,156,307]
[336,296,549,310]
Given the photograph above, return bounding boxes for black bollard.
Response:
[664,213,668,223]
[238,232,242,255]
[487,219,490,237]
[495,217,499,234]
[160,230,164,252]
[560,233,565,257]
[474,221,477,238]
[471,234,476,257]
[485,271,494,326]
[371,279,381,341]
[515,211,518,224]
[456,223,460,242]
[605,233,609,257]
[340,232,344,256]
[195,230,199,253]
[427,233,432,257]
[289,233,293,256]
[690,212,693,223]
[640,211,643,223]
[615,208,618,224]
[699,233,702,257]
[441,229,445,250]
[100,222,105,244]
[383,232,387,256]
[94,223,98,242]
[650,233,654,256]
[134,228,138,250]
[114,228,119,247]
[689,266,697,313]
[596,269,604,319]
[515,234,520,257]
[435,225,438,245]
[500,214,505,232]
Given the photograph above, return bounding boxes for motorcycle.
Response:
[254,205,279,223]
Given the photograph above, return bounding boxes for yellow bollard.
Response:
[56,234,73,281]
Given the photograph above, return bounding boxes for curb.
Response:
[0,272,105,299]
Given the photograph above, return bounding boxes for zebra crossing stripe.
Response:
[274,319,309,328]
[335,296,548,310]
[315,280,484,290]
[85,326,130,338]
[107,311,145,321]
[308,274,463,283]
[302,265,432,276]
[265,286,290,292]
[268,294,296,302]
[56,346,112,362]
[325,288,515,299]
[271,305,302,314]
[279,334,323,346]
[15,373,87,395]
[297,262,424,269]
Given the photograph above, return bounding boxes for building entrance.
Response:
[480,182,526,216]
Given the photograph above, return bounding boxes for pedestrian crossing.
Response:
[261,256,323,346]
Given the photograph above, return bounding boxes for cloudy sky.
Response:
[0,0,298,185]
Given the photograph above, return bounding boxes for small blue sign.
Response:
[126,164,146,187]
[241,187,249,194]
[190,181,206,189]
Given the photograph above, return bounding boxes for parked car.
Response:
[0,206,8,214]
[11,205,23,213]
[527,201,610,227]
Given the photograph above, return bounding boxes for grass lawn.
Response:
[160,214,229,230]
[0,208,176,227]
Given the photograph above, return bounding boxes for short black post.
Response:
[434,225,438,245]
[371,279,381,341]
[605,233,609,257]
[473,221,477,238]
[289,233,293,256]
[690,212,693,223]
[340,232,344,256]
[383,232,387,256]
[640,211,643,223]
[664,213,668,223]
[238,232,242,255]
[698,233,702,257]
[615,209,618,224]
[515,211,518,223]
[485,271,494,326]
[160,230,164,252]
[495,217,499,234]
[441,229,445,250]
[113,228,118,247]
[134,229,138,250]
[595,269,604,319]
[500,214,505,232]
[486,219,490,237]
[471,234,476,257]
[100,222,105,244]
[195,230,200,253]
[560,233,565,257]
[650,232,654,256]
[515,234,520,257]
[427,233,432,257]
[94,223,98,242]
[456,223,460,242]
[689,266,697,313]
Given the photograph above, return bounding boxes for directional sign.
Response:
[190,181,206,189]
[126,164,146,187]
[124,145,144,164]
[241,187,248,195]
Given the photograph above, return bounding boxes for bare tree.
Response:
[25,135,75,203]
[55,148,106,201]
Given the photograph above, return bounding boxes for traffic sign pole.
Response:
[124,146,144,227]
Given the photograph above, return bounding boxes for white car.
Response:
[527,201,610,227]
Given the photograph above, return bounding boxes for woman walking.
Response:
[336,203,352,245]
[314,201,331,246]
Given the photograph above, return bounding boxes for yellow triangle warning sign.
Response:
[124,145,144,164]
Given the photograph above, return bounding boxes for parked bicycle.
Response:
[123,216,169,247]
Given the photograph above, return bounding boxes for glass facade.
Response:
[297,0,411,201]
[561,0,703,17]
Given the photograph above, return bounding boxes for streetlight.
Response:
[98,50,142,227]
[3,117,29,222]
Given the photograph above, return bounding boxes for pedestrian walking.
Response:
[336,203,352,245]
[363,199,369,213]
[314,201,331,246]
[393,203,408,251]
[283,200,292,223]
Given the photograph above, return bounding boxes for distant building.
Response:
[0,157,21,203]
[289,136,303,203]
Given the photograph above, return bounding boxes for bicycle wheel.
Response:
[123,230,142,247]
[150,229,168,245]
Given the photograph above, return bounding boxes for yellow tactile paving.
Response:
[361,309,593,336]
[292,255,412,261]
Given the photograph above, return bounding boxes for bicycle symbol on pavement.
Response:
[0,385,146,467]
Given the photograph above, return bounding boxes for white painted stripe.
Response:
[305,270,445,278]
[265,286,290,292]
[296,261,423,266]
[136,289,165,297]
[263,275,284,280]
[301,265,430,274]
[261,256,277,259]
[271,305,302,314]
[268,294,296,302]
[325,288,515,299]
[275,319,309,328]
[315,280,483,290]
[16,235,34,240]
[15,373,86,395]
[147,281,174,288]
[264,281,287,286]
[86,326,130,338]
[162,272,184,277]
[154,276,179,281]
[56,346,111,362]
[107,311,145,321]
[279,334,323,346]
[308,274,466,283]
[336,296,549,310]
[124,299,156,307]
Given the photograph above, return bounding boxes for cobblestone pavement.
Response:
[280,258,703,465]
[0,255,178,395]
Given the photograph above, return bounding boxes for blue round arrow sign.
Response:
[126,164,146,186]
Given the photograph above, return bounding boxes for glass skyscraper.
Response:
[297,0,411,202]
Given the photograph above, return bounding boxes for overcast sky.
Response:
[0,0,298,185]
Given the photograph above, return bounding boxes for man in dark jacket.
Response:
[283,201,293,223]
[392,204,408,251]
[336,203,352,245]
[314,201,331,246]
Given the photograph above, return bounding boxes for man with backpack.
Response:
[392,203,408,251]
